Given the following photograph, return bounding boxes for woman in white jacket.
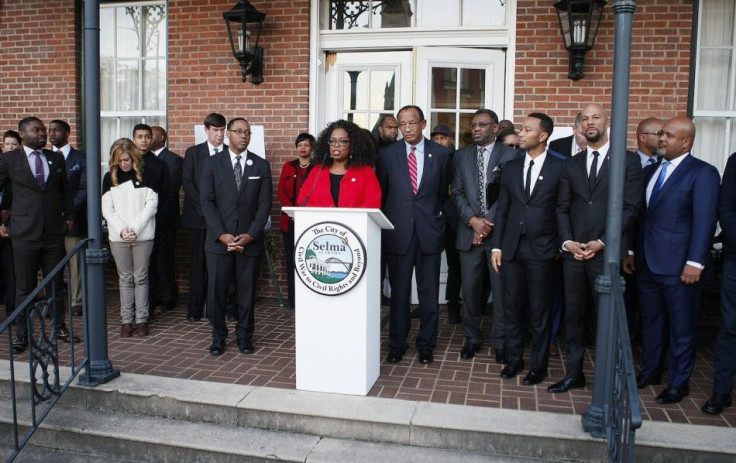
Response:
[102,138,158,337]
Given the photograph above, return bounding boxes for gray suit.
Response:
[452,142,521,349]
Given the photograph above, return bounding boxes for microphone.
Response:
[299,153,329,207]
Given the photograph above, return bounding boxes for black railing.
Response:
[1,238,91,463]
[603,262,643,462]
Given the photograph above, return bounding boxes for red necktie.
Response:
[408,146,418,195]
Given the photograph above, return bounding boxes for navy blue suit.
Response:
[637,153,720,388]
[63,147,87,308]
[377,138,450,351]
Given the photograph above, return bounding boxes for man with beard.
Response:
[549,104,643,393]
[373,114,399,149]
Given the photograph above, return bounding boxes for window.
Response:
[100,2,167,157]
[693,0,736,171]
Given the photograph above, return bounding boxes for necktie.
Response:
[525,159,535,198]
[588,150,600,191]
[213,147,219,155]
[408,146,418,195]
[649,160,671,207]
[646,157,656,167]
[478,147,486,215]
[33,151,45,189]
[234,155,243,191]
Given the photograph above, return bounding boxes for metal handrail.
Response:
[2,238,92,463]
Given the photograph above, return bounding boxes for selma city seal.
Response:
[295,222,366,296]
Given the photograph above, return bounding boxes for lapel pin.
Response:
[48,161,53,165]
[538,176,543,180]
[351,177,356,182]
[428,153,432,158]
[246,159,253,166]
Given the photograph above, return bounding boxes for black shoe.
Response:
[12,335,27,354]
[187,314,201,322]
[656,385,689,404]
[238,340,254,355]
[57,326,80,343]
[460,342,481,360]
[494,348,506,364]
[448,305,461,325]
[547,375,586,393]
[410,308,420,319]
[209,341,225,356]
[387,347,404,363]
[702,393,732,415]
[500,360,524,379]
[523,368,547,385]
[636,373,662,389]
[418,349,433,365]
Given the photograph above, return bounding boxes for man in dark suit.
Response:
[550,104,644,393]
[48,119,86,317]
[703,151,736,415]
[377,105,451,365]
[452,109,519,363]
[151,126,183,311]
[0,117,77,353]
[636,117,720,404]
[182,113,227,322]
[549,111,586,158]
[491,113,566,385]
[200,117,272,356]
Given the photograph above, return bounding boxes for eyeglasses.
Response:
[642,131,663,136]
[505,143,520,149]
[471,122,493,130]
[328,138,350,146]
[230,129,252,136]
[398,122,421,130]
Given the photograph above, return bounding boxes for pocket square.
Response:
[70,164,81,171]
[247,176,260,179]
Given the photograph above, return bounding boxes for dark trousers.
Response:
[206,250,262,343]
[444,226,461,305]
[13,237,66,336]
[149,223,179,308]
[639,262,701,388]
[282,232,295,308]
[387,231,441,351]
[713,258,736,395]
[561,252,603,379]
[503,237,554,370]
[549,257,564,341]
[186,228,207,317]
[1,238,15,317]
[459,242,505,349]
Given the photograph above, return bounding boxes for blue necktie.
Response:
[33,151,46,190]
[649,161,671,207]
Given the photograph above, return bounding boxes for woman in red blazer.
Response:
[278,133,315,308]
[297,119,381,209]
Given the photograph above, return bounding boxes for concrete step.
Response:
[1,360,735,462]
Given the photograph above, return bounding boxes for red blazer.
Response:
[277,160,312,233]
[297,165,382,209]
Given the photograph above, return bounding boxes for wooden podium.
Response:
[283,207,393,395]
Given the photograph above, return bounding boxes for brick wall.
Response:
[514,0,694,140]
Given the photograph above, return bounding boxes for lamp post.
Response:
[223,0,266,84]
[554,0,606,80]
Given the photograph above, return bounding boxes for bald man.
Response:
[550,104,644,393]
[635,117,720,404]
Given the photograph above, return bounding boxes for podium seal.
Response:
[295,221,367,296]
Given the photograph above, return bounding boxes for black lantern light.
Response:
[224,1,266,84]
[554,0,606,80]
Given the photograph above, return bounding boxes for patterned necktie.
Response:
[408,146,418,195]
[33,151,45,189]
[649,160,671,207]
[525,159,535,198]
[588,150,600,191]
[234,155,243,190]
[646,157,656,167]
[478,147,486,215]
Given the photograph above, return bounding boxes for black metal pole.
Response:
[582,0,636,437]
[79,0,119,386]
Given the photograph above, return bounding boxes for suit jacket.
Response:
[182,142,211,229]
[200,149,272,256]
[297,165,382,208]
[452,142,521,252]
[0,148,72,241]
[556,149,643,252]
[377,138,451,255]
[491,150,566,261]
[720,152,736,260]
[64,147,87,237]
[549,135,576,158]
[637,154,720,275]
[155,147,183,225]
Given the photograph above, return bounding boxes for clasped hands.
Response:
[120,228,137,242]
[219,233,253,253]
[470,217,493,246]
[566,240,604,261]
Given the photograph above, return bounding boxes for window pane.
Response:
[693,117,727,170]
[463,0,504,27]
[100,7,115,57]
[697,49,732,111]
[329,1,371,30]
[429,113,457,146]
[417,0,459,28]
[431,67,458,110]
[459,68,485,110]
[371,70,396,111]
[117,60,140,111]
[142,5,167,57]
[373,0,413,28]
[117,7,141,58]
[101,60,116,111]
[143,59,166,111]
[730,119,736,158]
[700,0,734,47]
[344,112,370,128]
[343,70,369,110]
[458,112,475,147]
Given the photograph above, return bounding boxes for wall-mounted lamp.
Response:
[554,0,606,80]
[224,1,266,84]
